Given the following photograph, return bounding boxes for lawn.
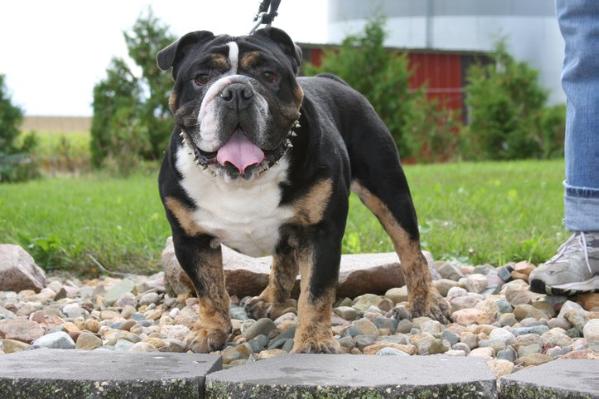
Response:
[0,160,566,274]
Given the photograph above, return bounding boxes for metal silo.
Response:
[327,0,565,104]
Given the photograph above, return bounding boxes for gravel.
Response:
[0,261,596,379]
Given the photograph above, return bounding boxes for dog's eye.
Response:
[262,71,278,83]
[193,74,210,87]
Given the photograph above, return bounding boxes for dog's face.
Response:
[157,28,303,180]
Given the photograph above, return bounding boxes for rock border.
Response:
[205,354,498,399]
[0,350,597,398]
[0,349,222,399]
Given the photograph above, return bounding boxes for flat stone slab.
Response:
[163,236,437,298]
[0,349,222,398]
[205,354,497,398]
[500,359,599,398]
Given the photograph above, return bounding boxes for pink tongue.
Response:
[216,131,265,173]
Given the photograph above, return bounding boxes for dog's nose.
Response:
[220,83,254,111]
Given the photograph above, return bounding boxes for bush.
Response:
[304,18,459,160]
[0,74,39,182]
[539,104,566,159]
[461,41,565,160]
[91,10,175,170]
[404,96,461,163]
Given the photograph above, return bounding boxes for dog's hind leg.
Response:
[347,120,450,323]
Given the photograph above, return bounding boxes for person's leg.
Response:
[560,0,599,230]
[529,0,599,294]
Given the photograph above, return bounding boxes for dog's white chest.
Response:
[175,146,293,256]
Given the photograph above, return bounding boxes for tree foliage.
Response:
[0,74,38,182]
[91,10,175,171]
[304,18,460,161]
[462,41,564,160]
[0,74,24,153]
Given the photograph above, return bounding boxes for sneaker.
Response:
[529,232,599,295]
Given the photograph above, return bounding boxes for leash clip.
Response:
[250,11,268,35]
[249,0,281,35]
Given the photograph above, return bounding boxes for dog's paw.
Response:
[185,325,229,353]
[245,296,297,320]
[409,291,451,324]
[291,334,340,354]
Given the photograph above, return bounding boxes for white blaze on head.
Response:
[227,41,239,74]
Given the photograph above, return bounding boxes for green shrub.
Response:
[539,104,566,159]
[462,41,564,160]
[91,10,174,170]
[404,96,462,163]
[0,74,39,182]
[304,18,459,160]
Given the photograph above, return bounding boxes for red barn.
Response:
[298,43,489,121]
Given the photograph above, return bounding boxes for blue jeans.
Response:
[556,0,599,232]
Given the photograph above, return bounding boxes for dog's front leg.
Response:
[291,222,344,354]
[172,232,231,352]
[246,244,299,320]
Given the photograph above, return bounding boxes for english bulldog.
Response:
[156,27,450,353]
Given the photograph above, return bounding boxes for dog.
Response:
[156,27,450,353]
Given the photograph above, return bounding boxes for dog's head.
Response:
[157,28,303,180]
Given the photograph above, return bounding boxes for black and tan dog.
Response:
[156,27,450,353]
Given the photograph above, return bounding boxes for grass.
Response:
[0,172,165,274]
[0,160,566,274]
[347,160,567,265]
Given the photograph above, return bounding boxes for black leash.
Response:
[250,0,281,34]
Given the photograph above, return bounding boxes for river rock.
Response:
[487,358,514,378]
[460,274,488,293]
[0,244,46,292]
[541,328,572,348]
[242,318,276,341]
[433,279,459,297]
[76,332,103,350]
[469,347,494,360]
[33,331,75,349]
[1,339,30,353]
[348,318,379,337]
[139,292,160,306]
[452,308,486,325]
[334,306,358,321]
[437,262,464,281]
[451,293,483,311]
[583,319,599,351]
[103,279,136,305]
[384,287,408,304]
[0,319,44,343]
[353,294,384,312]
[513,304,549,321]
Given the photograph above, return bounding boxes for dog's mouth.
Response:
[181,127,293,180]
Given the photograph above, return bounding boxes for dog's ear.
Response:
[157,30,215,76]
[254,27,302,74]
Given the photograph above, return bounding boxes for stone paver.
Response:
[0,349,221,398]
[205,354,497,398]
[500,359,599,399]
